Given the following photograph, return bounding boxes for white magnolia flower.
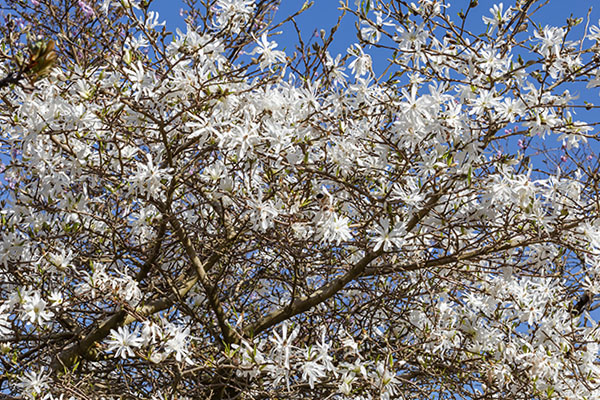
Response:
[372,219,406,252]
[319,213,353,245]
[269,322,299,370]
[0,304,11,338]
[214,0,256,34]
[47,291,63,306]
[129,153,172,199]
[22,292,54,327]
[300,357,326,389]
[348,45,372,77]
[165,325,193,364]
[534,26,565,57]
[140,320,164,345]
[252,33,286,70]
[481,3,513,33]
[18,368,49,399]
[106,326,144,359]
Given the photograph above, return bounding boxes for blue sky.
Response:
[152,1,600,56]
[149,0,600,161]
[151,0,600,94]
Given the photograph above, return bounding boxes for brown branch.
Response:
[364,239,539,277]
[51,272,202,372]
[363,219,582,276]
[51,309,127,372]
[167,213,237,345]
[124,273,201,325]
[52,218,168,372]
[244,188,446,337]
[0,71,23,89]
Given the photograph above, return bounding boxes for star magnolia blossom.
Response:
[1,0,600,399]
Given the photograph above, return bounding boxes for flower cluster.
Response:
[0,0,600,399]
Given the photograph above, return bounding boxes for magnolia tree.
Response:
[2,0,600,398]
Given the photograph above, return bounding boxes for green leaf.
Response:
[467,165,472,187]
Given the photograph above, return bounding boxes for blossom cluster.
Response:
[0,0,600,399]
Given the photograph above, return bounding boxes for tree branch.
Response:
[244,188,446,337]
[53,218,171,372]
[167,213,237,345]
